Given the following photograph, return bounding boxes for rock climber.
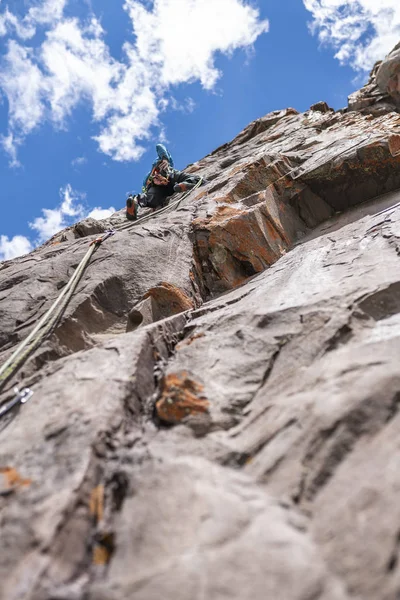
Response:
[126,143,204,221]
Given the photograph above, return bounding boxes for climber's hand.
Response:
[153,173,169,186]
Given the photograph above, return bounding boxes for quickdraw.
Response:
[90,229,116,246]
[0,387,33,419]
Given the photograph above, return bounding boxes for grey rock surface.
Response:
[377,42,400,106]
[348,60,397,115]
[2,41,400,600]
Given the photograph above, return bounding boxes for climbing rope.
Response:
[0,128,391,414]
[0,130,385,400]
[0,181,203,407]
[0,230,115,396]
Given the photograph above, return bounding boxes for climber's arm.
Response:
[142,169,152,191]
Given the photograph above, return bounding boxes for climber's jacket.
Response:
[125,142,204,219]
[137,171,201,210]
[143,144,174,191]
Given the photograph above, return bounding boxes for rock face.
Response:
[377,42,400,106]
[1,43,400,600]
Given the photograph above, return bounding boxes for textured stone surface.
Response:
[2,42,400,600]
[377,42,400,106]
[348,60,396,115]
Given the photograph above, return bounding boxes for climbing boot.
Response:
[126,195,138,221]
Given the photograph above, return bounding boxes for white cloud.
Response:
[125,0,269,88]
[0,0,269,163]
[0,131,21,167]
[0,234,33,260]
[0,8,35,39]
[0,0,68,39]
[26,0,68,28]
[71,156,87,167]
[169,96,196,113]
[304,0,400,70]
[0,41,46,136]
[41,18,122,125]
[29,183,86,242]
[87,206,116,220]
[0,183,116,260]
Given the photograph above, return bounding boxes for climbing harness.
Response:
[152,172,170,186]
[145,160,173,189]
[0,230,115,399]
[0,387,33,419]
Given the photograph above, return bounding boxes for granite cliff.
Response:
[1,44,400,600]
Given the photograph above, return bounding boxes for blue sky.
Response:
[0,0,399,260]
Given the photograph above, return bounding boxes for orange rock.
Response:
[92,533,115,566]
[0,467,31,490]
[89,484,104,523]
[193,197,292,290]
[143,282,194,315]
[156,372,209,424]
[92,543,110,566]
[389,134,400,157]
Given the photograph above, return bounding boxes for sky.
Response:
[0,0,399,260]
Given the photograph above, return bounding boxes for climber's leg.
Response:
[172,171,205,193]
[144,185,172,209]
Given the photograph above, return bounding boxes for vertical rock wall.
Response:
[1,43,400,600]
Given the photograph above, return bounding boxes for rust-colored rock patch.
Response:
[193,194,295,292]
[127,282,195,332]
[156,372,210,424]
[0,467,31,493]
[143,282,194,315]
[389,134,400,157]
[89,484,105,522]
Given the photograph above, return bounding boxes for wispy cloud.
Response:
[87,206,116,220]
[71,156,87,167]
[0,0,68,39]
[304,0,400,70]
[169,97,196,114]
[0,0,269,163]
[0,234,33,260]
[29,183,86,243]
[0,131,21,167]
[0,183,117,260]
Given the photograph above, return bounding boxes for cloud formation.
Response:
[0,0,269,163]
[29,183,86,243]
[125,0,269,89]
[71,156,88,167]
[0,234,33,260]
[0,184,116,260]
[304,0,400,70]
[87,206,116,220]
